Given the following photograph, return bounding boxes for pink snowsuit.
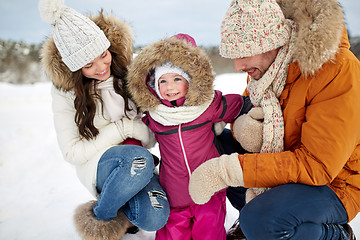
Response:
[143,91,243,240]
[156,190,227,240]
[127,35,244,240]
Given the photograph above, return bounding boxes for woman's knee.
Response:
[128,145,155,177]
[103,145,154,170]
[97,146,154,187]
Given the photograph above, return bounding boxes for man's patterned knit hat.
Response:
[220,0,290,58]
[38,0,110,72]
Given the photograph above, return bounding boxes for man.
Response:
[189,0,360,239]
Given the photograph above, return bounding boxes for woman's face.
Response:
[81,50,112,81]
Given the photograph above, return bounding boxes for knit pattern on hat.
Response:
[220,0,290,58]
[39,0,110,72]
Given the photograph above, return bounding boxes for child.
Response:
[38,0,169,239]
[127,34,249,240]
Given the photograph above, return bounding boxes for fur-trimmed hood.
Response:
[40,11,133,91]
[127,37,215,111]
[276,0,344,76]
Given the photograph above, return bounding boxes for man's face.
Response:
[233,48,279,80]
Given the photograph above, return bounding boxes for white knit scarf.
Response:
[97,76,139,121]
[247,20,296,153]
[149,93,215,126]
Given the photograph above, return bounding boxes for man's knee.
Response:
[239,199,275,239]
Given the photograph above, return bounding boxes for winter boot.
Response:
[342,224,356,240]
[226,219,246,240]
[73,200,133,240]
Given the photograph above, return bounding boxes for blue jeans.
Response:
[239,184,349,240]
[94,145,170,231]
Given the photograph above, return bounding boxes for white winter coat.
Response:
[41,12,141,197]
[51,86,133,196]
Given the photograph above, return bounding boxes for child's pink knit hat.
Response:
[220,0,290,58]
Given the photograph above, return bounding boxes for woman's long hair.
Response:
[73,50,134,140]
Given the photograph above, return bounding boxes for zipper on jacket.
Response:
[178,124,192,177]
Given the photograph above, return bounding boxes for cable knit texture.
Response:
[39,0,110,72]
[40,11,133,91]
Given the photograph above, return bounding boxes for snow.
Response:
[0,73,359,239]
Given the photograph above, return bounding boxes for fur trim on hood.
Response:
[40,10,133,91]
[276,0,344,76]
[127,37,215,111]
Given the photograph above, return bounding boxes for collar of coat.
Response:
[277,0,344,76]
[127,37,215,111]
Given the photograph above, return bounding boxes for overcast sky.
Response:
[0,0,359,47]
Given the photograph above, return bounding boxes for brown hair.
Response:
[73,50,134,140]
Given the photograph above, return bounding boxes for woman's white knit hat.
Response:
[220,0,290,58]
[38,0,110,72]
[154,62,191,99]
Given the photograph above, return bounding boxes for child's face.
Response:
[81,50,112,81]
[158,73,189,101]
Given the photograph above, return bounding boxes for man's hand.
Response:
[233,107,264,153]
[189,153,244,204]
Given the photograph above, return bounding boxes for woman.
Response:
[39,0,169,239]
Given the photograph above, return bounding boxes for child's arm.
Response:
[214,91,243,123]
[213,95,253,135]
[215,91,263,153]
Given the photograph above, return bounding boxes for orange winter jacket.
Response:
[241,30,360,221]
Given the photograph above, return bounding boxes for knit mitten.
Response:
[119,118,156,149]
[189,153,244,204]
[233,107,264,153]
[214,121,226,136]
[73,200,133,240]
[245,187,271,203]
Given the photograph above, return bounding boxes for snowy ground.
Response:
[0,73,359,239]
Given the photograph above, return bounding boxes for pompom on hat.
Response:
[172,33,197,48]
[38,0,110,72]
[220,0,291,58]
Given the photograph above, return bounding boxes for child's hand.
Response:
[214,121,226,136]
